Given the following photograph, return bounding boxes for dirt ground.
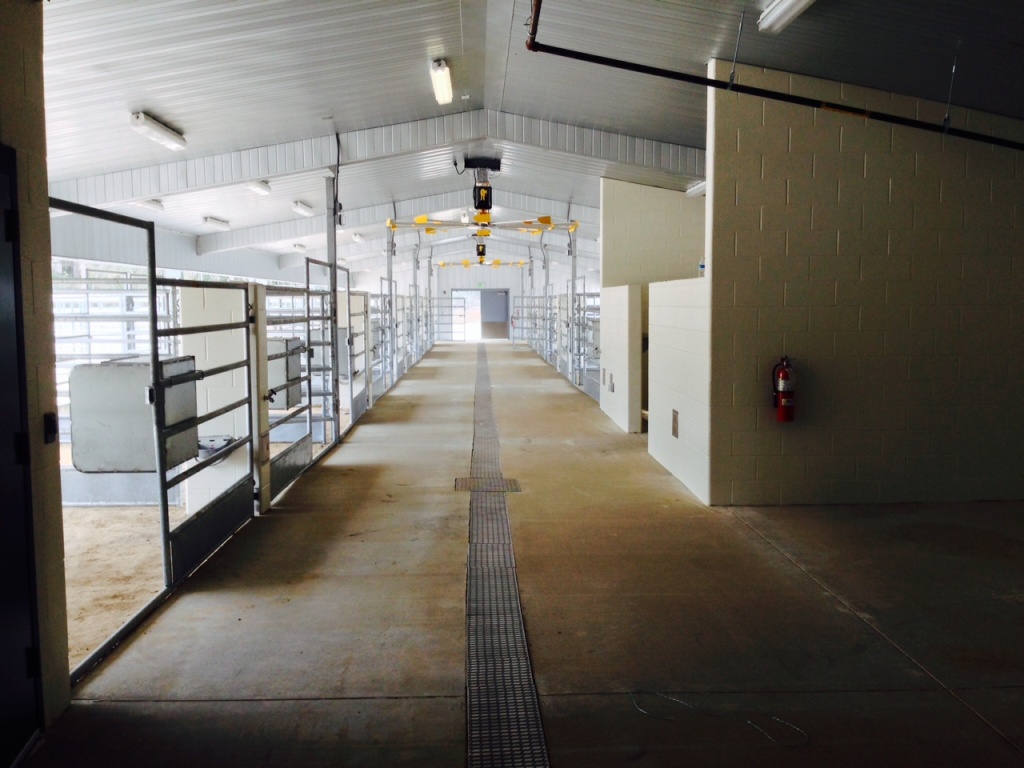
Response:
[63,505,166,670]
[61,434,340,671]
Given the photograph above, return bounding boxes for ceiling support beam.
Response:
[49,110,703,208]
[196,190,600,256]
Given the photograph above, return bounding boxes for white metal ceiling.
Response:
[42,0,1024,269]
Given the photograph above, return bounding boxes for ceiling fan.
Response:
[386,158,578,264]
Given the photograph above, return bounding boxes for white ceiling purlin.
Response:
[48,134,338,205]
[49,109,703,207]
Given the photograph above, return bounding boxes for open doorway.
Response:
[452,289,509,341]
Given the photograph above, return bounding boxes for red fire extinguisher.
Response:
[772,356,796,423]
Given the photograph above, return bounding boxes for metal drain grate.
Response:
[465,344,549,768]
[456,477,522,493]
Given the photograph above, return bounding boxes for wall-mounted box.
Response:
[69,356,198,472]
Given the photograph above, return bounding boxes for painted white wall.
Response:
[648,278,712,503]
[437,262,523,297]
[600,178,705,287]
[706,59,1024,504]
[599,284,642,432]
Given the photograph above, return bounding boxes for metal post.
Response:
[386,227,396,386]
[569,232,577,383]
[303,259,314,438]
[338,265,354,430]
[543,248,551,361]
[249,283,271,513]
[325,176,339,443]
[427,254,434,348]
[412,245,420,362]
[144,222,173,587]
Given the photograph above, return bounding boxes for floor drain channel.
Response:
[466,344,549,768]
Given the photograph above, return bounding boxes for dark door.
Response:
[0,143,42,766]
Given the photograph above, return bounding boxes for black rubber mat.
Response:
[465,344,549,768]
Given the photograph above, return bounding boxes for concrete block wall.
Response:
[649,278,712,502]
[599,284,642,432]
[1,1,70,722]
[601,178,704,287]
[181,287,251,511]
[707,59,1024,504]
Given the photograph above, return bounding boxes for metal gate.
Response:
[574,290,601,401]
[156,277,255,586]
[431,296,467,341]
[335,265,356,435]
[348,291,370,423]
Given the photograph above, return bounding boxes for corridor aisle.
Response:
[25,343,479,768]
[22,341,1024,767]
[486,342,1024,767]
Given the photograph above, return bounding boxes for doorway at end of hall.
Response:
[451,289,510,341]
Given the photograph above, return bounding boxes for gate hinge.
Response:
[4,208,19,244]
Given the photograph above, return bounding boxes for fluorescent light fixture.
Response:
[203,216,231,232]
[291,200,315,217]
[292,243,307,253]
[430,59,453,105]
[129,111,187,151]
[757,0,817,34]
[244,180,272,196]
[685,181,707,197]
[133,199,164,212]
[351,232,364,243]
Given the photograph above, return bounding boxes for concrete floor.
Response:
[23,341,1024,767]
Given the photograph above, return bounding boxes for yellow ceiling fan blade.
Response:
[462,260,471,268]
[536,215,553,226]
[493,259,501,267]
[568,221,579,232]
[414,214,430,225]
[386,218,398,231]
[425,227,437,235]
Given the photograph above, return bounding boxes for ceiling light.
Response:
[351,232,364,243]
[203,216,231,232]
[430,60,453,105]
[685,181,707,197]
[757,0,817,34]
[134,199,164,212]
[129,112,187,151]
[245,180,272,196]
[291,200,315,217]
[292,243,307,253]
